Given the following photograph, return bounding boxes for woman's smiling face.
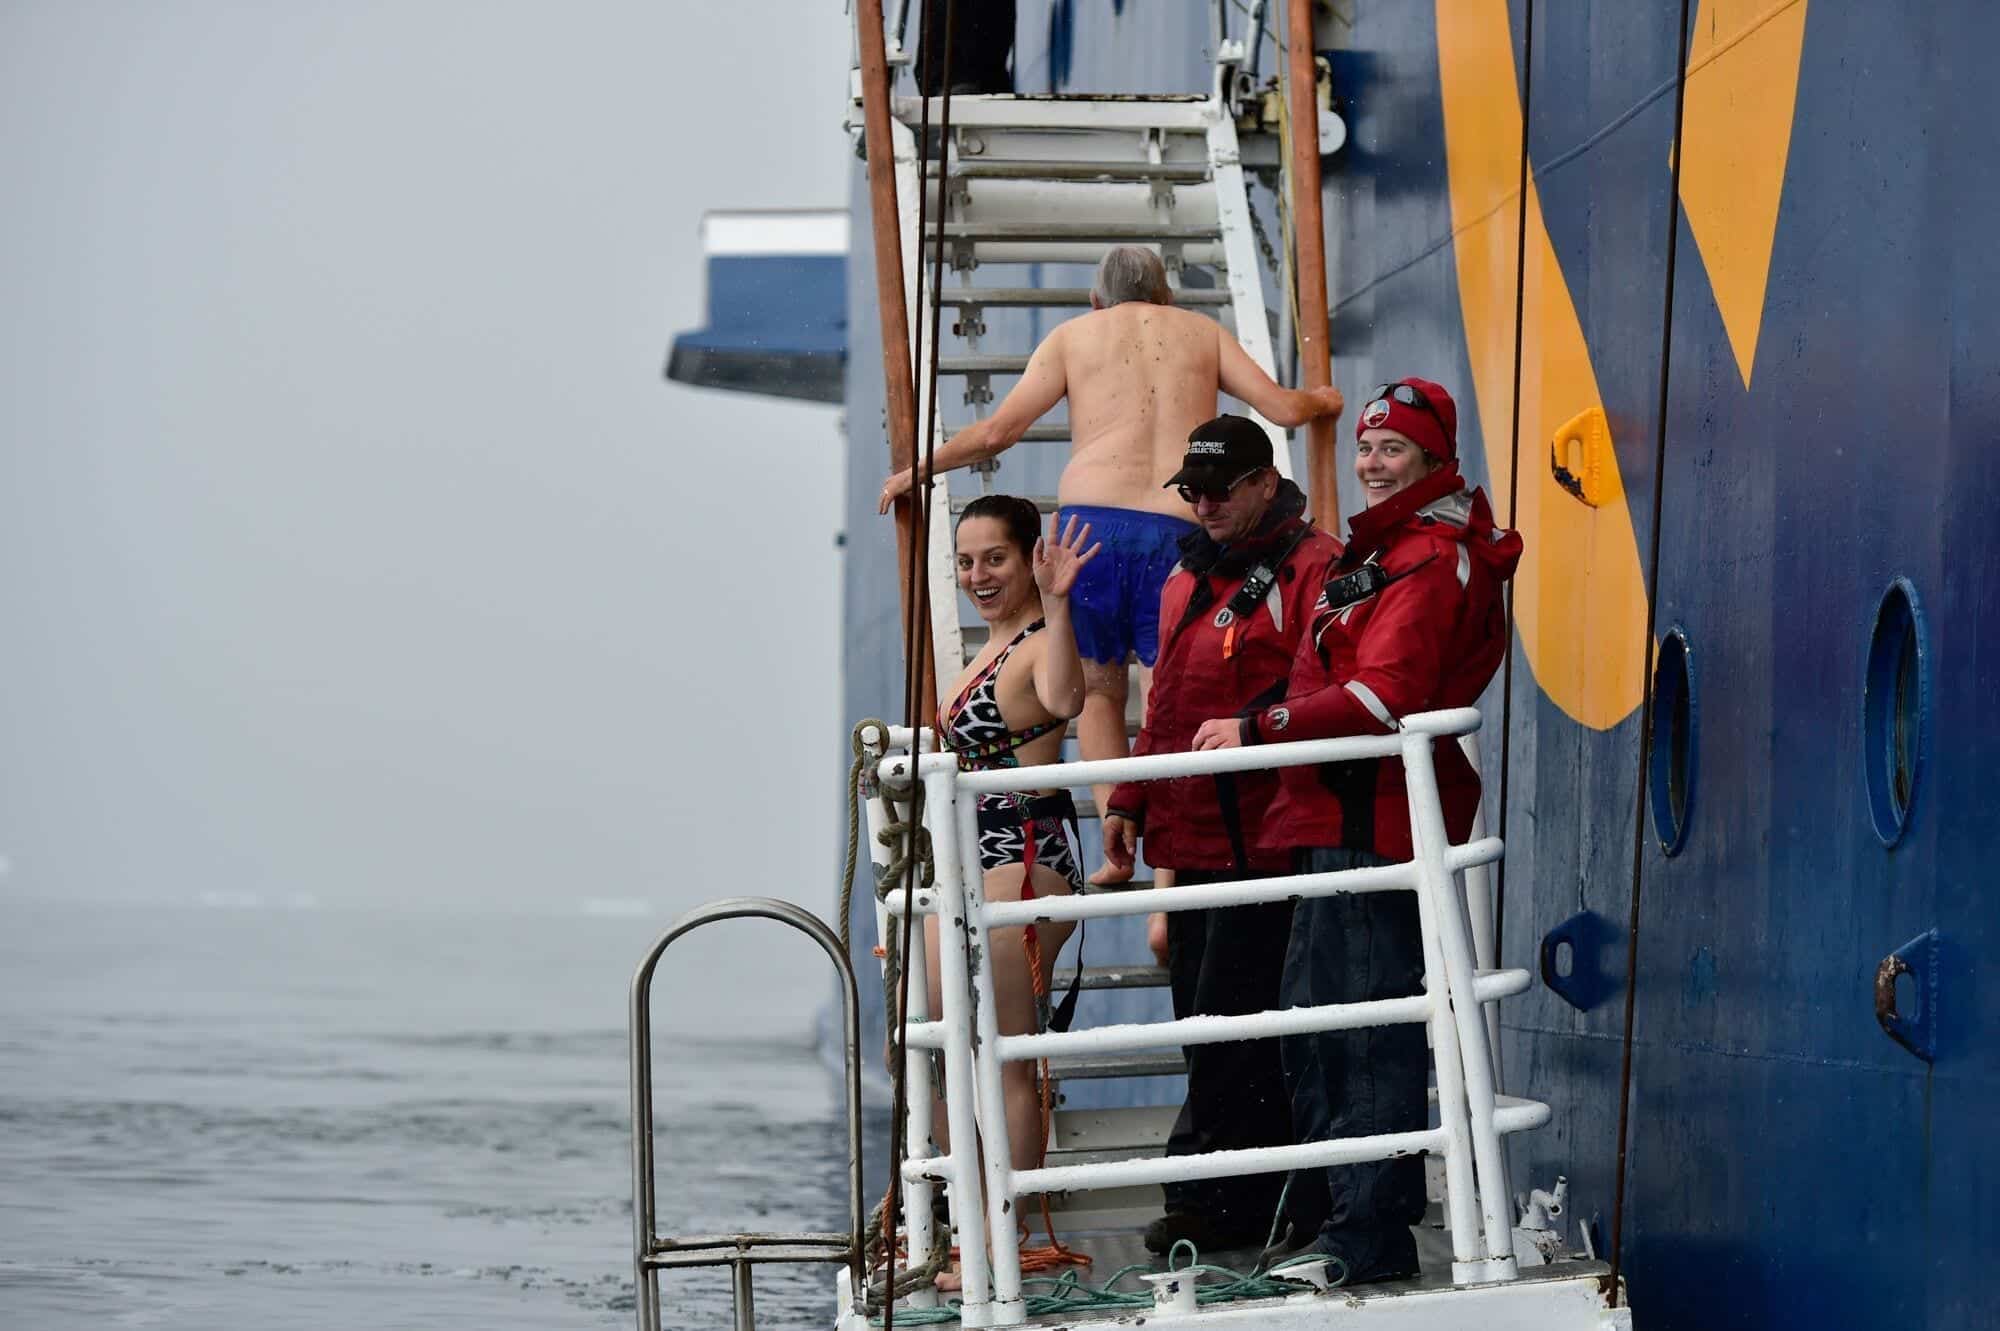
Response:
[956,516,1033,621]
[1354,428,1437,506]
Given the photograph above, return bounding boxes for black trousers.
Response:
[1161,870,1295,1226]
[1279,847,1428,1274]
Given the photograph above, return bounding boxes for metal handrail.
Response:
[867,709,1547,1326]
[931,705,1482,793]
[629,898,866,1331]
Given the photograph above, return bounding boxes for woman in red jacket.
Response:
[1191,378,1521,1283]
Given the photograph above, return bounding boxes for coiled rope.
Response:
[867,1240,1350,1326]
[840,721,951,1309]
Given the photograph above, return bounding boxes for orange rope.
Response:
[1020,923,1091,1275]
[878,920,1090,1297]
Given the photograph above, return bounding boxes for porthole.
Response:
[1863,579,1928,847]
[1648,627,1696,856]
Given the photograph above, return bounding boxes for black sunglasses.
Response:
[1175,467,1264,504]
[1367,381,1445,422]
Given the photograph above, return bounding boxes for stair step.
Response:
[929,222,1221,243]
[1051,964,1170,992]
[928,426,1072,444]
[1046,1050,1187,1081]
[1040,1143,1162,1168]
[939,354,1029,376]
[935,287,1231,308]
[1015,425,1071,443]
[1039,1144,1162,1169]
[950,159,1212,184]
[1037,1184,1166,1230]
[1051,1103,1180,1152]
[892,94,1213,133]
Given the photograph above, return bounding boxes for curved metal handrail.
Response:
[629,897,866,1331]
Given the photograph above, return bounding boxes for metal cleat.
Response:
[1512,1175,1571,1267]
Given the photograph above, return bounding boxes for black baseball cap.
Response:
[1164,414,1274,488]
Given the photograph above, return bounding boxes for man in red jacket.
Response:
[1101,414,1341,1255]
[1192,379,1521,1283]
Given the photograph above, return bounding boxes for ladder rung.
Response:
[929,222,1221,243]
[950,160,1211,183]
[935,287,1232,308]
[1051,964,1169,991]
[927,427,1069,445]
[939,354,1029,375]
[892,95,1213,133]
[1046,1050,1186,1081]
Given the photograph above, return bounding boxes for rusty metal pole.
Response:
[1287,0,1340,529]
[856,0,933,715]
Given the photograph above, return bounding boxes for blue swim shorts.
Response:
[1057,504,1198,667]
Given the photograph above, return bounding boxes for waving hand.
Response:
[1033,514,1101,599]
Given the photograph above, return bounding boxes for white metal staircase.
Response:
[887,92,1296,709]
[874,85,1307,1224]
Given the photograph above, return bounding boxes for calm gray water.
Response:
[0,899,859,1329]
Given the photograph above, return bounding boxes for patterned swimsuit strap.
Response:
[955,718,1063,764]
[939,618,1048,741]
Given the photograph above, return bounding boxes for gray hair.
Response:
[1091,245,1172,307]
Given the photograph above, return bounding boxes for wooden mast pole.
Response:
[855,0,933,714]
[1287,0,1340,529]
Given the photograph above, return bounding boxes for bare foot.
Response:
[1088,859,1133,886]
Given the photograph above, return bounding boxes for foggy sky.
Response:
[0,0,851,959]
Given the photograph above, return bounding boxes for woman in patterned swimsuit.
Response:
[928,495,1099,1189]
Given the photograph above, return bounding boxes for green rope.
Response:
[866,1240,1350,1325]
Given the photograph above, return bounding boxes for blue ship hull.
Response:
[834,4,1998,1324]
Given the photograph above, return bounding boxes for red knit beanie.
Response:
[1356,377,1457,463]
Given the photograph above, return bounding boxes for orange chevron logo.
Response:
[1680,0,1810,388]
[1435,0,1806,729]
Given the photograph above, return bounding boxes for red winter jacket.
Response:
[1246,466,1522,863]
[1106,482,1341,872]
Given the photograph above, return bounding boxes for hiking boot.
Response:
[1306,1226,1422,1287]
[1142,1210,1273,1256]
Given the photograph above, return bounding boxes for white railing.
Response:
[859,709,1547,1329]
